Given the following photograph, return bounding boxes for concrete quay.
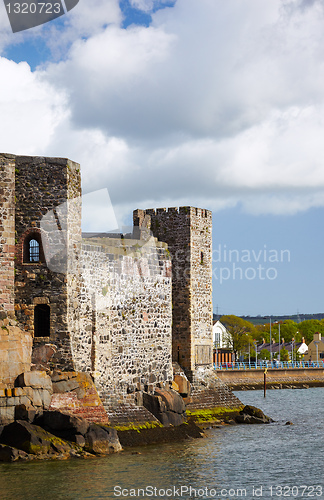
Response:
[215,368,324,390]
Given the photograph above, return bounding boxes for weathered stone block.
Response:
[16,371,53,391]
[0,406,15,424]
[14,404,37,423]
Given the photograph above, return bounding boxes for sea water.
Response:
[0,388,323,500]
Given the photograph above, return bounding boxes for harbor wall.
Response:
[216,368,324,389]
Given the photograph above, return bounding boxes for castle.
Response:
[1,153,222,418]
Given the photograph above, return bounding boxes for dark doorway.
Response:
[34,304,50,337]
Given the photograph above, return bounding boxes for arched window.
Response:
[23,232,44,264]
[29,239,39,262]
[34,304,50,337]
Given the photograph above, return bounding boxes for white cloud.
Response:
[0,57,67,155]
[129,0,173,13]
[1,0,324,220]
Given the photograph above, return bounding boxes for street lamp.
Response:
[291,339,295,364]
[254,341,258,367]
[314,341,320,365]
[269,316,272,362]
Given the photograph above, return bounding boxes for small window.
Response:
[29,239,39,262]
[200,251,204,264]
[23,233,44,264]
[34,304,50,337]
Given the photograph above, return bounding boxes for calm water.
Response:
[0,388,323,500]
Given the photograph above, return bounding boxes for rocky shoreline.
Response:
[0,404,275,462]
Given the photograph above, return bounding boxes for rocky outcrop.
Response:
[0,371,53,425]
[0,409,122,461]
[235,405,274,424]
[0,420,78,456]
[37,410,121,454]
[0,443,30,462]
[143,387,187,426]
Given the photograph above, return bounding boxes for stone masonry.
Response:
[0,153,242,424]
[0,154,15,318]
[133,207,213,380]
[0,154,174,413]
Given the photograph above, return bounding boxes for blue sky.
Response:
[0,0,324,316]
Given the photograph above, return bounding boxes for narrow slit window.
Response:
[29,239,40,262]
[200,251,204,264]
[34,304,50,338]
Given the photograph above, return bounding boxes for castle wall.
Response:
[0,154,15,317]
[14,156,82,370]
[134,207,213,377]
[71,236,173,409]
[190,208,213,365]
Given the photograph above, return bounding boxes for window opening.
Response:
[34,304,50,337]
[29,239,40,262]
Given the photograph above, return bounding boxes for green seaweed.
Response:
[186,406,243,423]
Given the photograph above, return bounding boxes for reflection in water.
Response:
[0,388,323,500]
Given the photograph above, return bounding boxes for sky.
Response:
[0,0,324,317]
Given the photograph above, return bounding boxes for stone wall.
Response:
[14,155,82,370]
[71,235,173,410]
[0,154,15,317]
[133,207,213,378]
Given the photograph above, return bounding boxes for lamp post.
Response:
[269,316,272,362]
[278,323,281,362]
[314,341,320,365]
[291,339,295,364]
[254,341,258,367]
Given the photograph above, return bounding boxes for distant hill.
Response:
[213,313,324,325]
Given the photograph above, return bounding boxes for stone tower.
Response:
[7,154,81,370]
[0,154,15,318]
[133,206,213,380]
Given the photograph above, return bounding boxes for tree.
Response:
[259,348,270,360]
[296,320,324,345]
[220,315,255,360]
[279,346,289,361]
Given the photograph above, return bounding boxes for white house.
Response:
[213,320,229,349]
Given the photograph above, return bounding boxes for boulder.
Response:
[0,444,30,462]
[0,420,76,456]
[143,388,187,426]
[235,405,274,424]
[173,374,191,397]
[31,344,57,371]
[84,424,122,454]
[41,410,89,435]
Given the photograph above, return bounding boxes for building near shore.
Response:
[1,153,239,422]
[304,332,324,363]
